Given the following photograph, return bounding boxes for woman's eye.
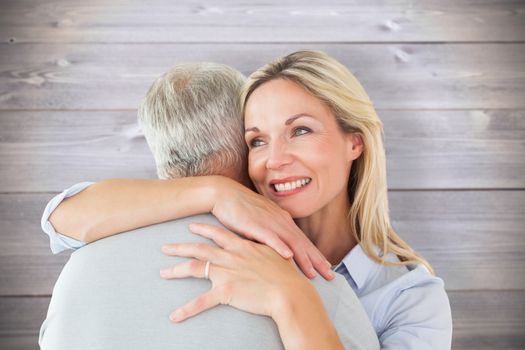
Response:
[293,127,311,137]
[249,138,266,148]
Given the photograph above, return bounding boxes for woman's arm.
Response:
[272,283,344,350]
[49,177,218,244]
[49,176,334,279]
[162,223,344,350]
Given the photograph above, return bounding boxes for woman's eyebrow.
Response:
[285,113,314,125]
[245,114,315,133]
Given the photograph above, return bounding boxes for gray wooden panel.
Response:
[383,109,525,190]
[0,194,71,296]
[0,335,39,350]
[1,0,524,43]
[0,297,48,335]
[1,44,524,110]
[1,191,523,295]
[1,110,523,192]
[1,291,524,350]
[390,190,525,290]
[0,111,157,193]
[0,297,47,349]
[450,291,525,350]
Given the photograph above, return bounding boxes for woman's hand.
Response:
[160,222,309,321]
[160,222,345,350]
[211,177,334,280]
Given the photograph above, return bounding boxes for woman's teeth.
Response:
[273,178,311,192]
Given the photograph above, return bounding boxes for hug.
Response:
[39,50,452,349]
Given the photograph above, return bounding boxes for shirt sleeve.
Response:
[378,276,453,350]
[41,182,95,254]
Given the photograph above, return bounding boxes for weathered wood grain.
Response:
[0,335,39,350]
[0,1,523,348]
[390,190,525,290]
[1,191,523,295]
[1,110,523,192]
[383,109,525,189]
[1,0,524,43]
[1,44,524,109]
[0,297,49,335]
[1,291,524,350]
[450,291,525,350]
[0,111,157,193]
[0,194,71,296]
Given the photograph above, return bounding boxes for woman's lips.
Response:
[269,177,311,196]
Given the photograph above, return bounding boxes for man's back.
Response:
[40,214,378,350]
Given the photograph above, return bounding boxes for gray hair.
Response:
[138,63,247,180]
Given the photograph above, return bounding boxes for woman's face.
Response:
[244,78,362,218]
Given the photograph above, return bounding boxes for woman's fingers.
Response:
[169,289,219,322]
[160,259,208,279]
[181,223,333,280]
[253,229,294,259]
[230,224,293,259]
[288,246,317,279]
[162,242,225,264]
[189,223,294,266]
[308,248,335,280]
[188,223,243,250]
[274,226,333,280]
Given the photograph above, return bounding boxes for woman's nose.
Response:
[265,141,293,170]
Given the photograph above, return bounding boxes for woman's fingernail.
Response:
[170,310,182,322]
[283,249,293,258]
[160,268,170,278]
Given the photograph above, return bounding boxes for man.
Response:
[39,63,379,349]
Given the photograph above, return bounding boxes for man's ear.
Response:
[346,133,364,161]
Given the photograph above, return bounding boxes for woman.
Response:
[45,51,452,348]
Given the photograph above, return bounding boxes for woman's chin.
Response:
[281,205,314,220]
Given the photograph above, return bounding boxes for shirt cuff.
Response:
[41,182,95,254]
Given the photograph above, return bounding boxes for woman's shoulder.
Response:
[375,264,452,348]
[362,249,450,312]
[337,245,452,347]
[362,251,452,348]
[341,244,449,303]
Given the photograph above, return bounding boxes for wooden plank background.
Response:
[1,1,524,349]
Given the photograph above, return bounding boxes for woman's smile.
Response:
[244,78,357,219]
[269,176,312,196]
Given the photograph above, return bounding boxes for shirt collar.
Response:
[337,244,381,290]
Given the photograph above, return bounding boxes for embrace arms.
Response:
[49,176,333,280]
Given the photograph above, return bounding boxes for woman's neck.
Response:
[295,193,357,266]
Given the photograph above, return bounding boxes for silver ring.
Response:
[204,260,211,280]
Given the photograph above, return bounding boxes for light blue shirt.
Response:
[41,182,92,254]
[42,182,453,349]
[333,247,452,349]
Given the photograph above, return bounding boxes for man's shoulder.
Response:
[78,213,222,253]
[309,272,359,316]
[125,213,223,239]
[309,273,380,349]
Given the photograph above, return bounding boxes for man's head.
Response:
[138,63,248,182]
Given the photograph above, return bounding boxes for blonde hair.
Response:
[138,62,247,180]
[241,50,433,273]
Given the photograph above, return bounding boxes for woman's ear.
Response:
[346,133,364,161]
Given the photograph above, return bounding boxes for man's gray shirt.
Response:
[39,214,379,349]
